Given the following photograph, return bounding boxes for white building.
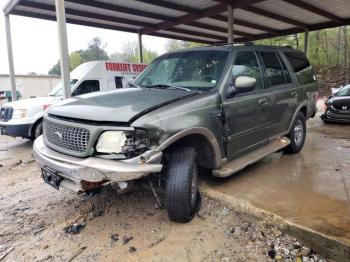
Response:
[0,74,60,99]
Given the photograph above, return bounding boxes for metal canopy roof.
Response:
[4,0,350,44]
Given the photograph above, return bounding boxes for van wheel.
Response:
[285,112,306,154]
[165,147,200,223]
[32,120,43,139]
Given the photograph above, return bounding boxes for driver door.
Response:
[222,51,271,159]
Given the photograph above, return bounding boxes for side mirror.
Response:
[226,76,256,98]
[235,76,256,91]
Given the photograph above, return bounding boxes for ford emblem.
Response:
[53,131,63,140]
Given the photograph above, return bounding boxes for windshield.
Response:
[49,79,78,97]
[336,85,350,97]
[133,50,229,91]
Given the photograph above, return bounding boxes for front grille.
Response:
[44,120,90,153]
[0,107,13,122]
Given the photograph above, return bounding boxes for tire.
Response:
[285,112,306,154]
[32,120,43,139]
[165,147,200,223]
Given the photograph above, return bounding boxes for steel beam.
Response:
[228,5,234,43]
[304,29,309,55]
[54,0,71,99]
[4,15,17,101]
[138,31,143,63]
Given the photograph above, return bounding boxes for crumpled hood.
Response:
[47,88,198,123]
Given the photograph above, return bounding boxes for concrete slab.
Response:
[207,116,350,245]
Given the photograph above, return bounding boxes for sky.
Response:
[0,2,167,75]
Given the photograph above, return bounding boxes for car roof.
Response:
[166,44,303,55]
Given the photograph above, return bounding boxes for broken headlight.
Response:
[95,129,149,159]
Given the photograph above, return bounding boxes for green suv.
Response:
[33,45,317,222]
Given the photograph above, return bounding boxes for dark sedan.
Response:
[321,85,350,123]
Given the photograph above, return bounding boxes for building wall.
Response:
[0,74,61,99]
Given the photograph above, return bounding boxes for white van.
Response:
[0,61,147,139]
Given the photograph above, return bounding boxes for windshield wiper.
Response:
[144,84,191,92]
[128,83,141,88]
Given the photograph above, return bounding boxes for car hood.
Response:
[4,96,58,109]
[47,88,199,124]
[330,96,350,106]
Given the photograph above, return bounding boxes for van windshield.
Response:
[133,50,229,91]
[49,79,78,97]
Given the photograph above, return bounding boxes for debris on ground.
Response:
[63,222,86,234]
[66,246,87,262]
[128,246,137,253]
[0,247,14,261]
[122,236,133,245]
[110,234,119,242]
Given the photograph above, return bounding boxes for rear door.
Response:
[258,51,297,136]
[223,50,271,159]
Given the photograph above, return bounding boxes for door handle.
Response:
[258,98,267,106]
[291,92,297,97]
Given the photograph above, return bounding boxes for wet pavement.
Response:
[208,116,350,245]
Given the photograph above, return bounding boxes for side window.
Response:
[232,51,263,89]
[278,53,292,83]
[72,80,100,96]
[284,52,316,85]
[260,51,286,87]
[115,77,123,89]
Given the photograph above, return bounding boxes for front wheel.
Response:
[285,112,306,154]
[32,120,43,139]
[165,147,200,223]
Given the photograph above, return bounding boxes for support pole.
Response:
[5,15,17,101]
[227,5,234,43]
[304,29,309,56]
[55,0,71,99]
[138,31,143,63]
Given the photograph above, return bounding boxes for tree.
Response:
[110,41,158,64]
[165,39,205,52]
[48,37,109,75]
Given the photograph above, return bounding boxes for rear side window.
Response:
[260,51,286,86]
[284,52,316,85]
[232,51,263,89]
[72,80,100,96]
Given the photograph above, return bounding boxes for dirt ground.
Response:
[0,138,330,261]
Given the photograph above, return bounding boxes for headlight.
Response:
[96,130,149,158]
[12,109,27,119]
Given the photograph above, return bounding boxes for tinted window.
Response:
[73,80,100,96]
[285,52,316,85]
[278,54,292,83]
[115,77,123,89]
[260,51,286,86]
[232,51,263,89]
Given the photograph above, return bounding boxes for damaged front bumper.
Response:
[33,136,163,192]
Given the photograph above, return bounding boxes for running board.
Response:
[212,137,290,178]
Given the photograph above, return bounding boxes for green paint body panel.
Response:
[45,45,318,168]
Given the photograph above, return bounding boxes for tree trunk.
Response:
[344,26,349,82]
[294,34,299,49]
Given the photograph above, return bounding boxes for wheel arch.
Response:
[29,117,43,138]
[288,103,308,133]
[156,127,225,169]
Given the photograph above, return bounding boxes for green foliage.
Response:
[165,40,205,52]
[110,41,158,64]
[49,37,109,75]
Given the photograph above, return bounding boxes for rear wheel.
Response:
[285,112,306,154]
[165,147,200,223]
